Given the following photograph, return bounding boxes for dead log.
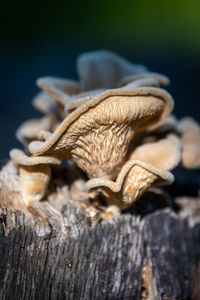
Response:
[0,161,200,299]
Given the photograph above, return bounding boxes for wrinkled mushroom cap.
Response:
[119,72,170,88]
[16,115,56,146]
[129,134,182,170]
[86,159,174,210]
[28,85,173,179]
[10,148,61,166]
[32,91,58,116]
[77,50,148,90]
[177,117,200,168]
[87,134,180,210]
[37,77,82,118]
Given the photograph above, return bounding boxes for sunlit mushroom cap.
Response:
[77,50,148,90]
[28,84,173,179]
[129,134,182,170]
[86,159,174,210]
[177,117,200,168]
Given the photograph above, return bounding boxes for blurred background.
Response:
[1,0,200,158]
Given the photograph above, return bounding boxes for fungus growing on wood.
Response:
[9,149,61,205]
[8,50,200,215]
[177,117,200,168]
[86,135,181,210]
[28,85,173,180]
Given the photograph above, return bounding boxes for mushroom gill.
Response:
[28,85,173,179]
[86,135,181,210]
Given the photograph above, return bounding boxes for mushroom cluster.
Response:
[9,50,200,213]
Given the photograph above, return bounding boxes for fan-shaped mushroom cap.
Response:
[86,159,174,210]
[129,134,182,170]
[16,115,57,146]
[177,117,200,168]
[119,72,170,87]
[10,149,61,205]
[37,77,82,118]
[32,91,58,116]
[77,50,147,90]
[64,88,105,114]
[28,85,173,179]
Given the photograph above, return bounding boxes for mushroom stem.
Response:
[19,164,51,206]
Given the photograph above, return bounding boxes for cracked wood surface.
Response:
[0,161,200,299]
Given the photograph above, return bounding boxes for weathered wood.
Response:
[0,161,200,299]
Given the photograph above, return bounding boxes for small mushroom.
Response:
[86,135,180,210]
[37,77,82,118]
[28,85,173,179]
[129,134,182,170]
[86,159,174,210]
[9,149,61,205]
[177,117,200,168]
[16,115,57,147]
[77,50,147,90]
[119,72,170,88]
[32,91,58,116]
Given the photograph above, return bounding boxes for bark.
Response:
[0,161,200,299]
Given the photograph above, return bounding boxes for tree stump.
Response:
[0,161,200,299]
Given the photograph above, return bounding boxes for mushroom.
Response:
[86,159,174,210]
[9,149,61,205]
[32,91,58,117]
[77,49,147,90]
[36,77,82,118]
[119,72,170,88]
[86,135,181,210]
[36,51,168,118]
[177,117,200,168]
[28,84,173,180]
[16,115,57,147]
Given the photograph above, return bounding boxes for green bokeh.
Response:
[3,0,200,55]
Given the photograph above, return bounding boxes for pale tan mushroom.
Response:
[28,85,173,179]
[32,91,58,116]
[177,117,200,168]
[129,134,182,170]
[9,149,61,205]
[35,51,164,117]
[86,159,174,210]
[119,72,170,87]
[86,134,181,210]
[16,115,57,147]
[36,77,82,118]
[77,50,147,90]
